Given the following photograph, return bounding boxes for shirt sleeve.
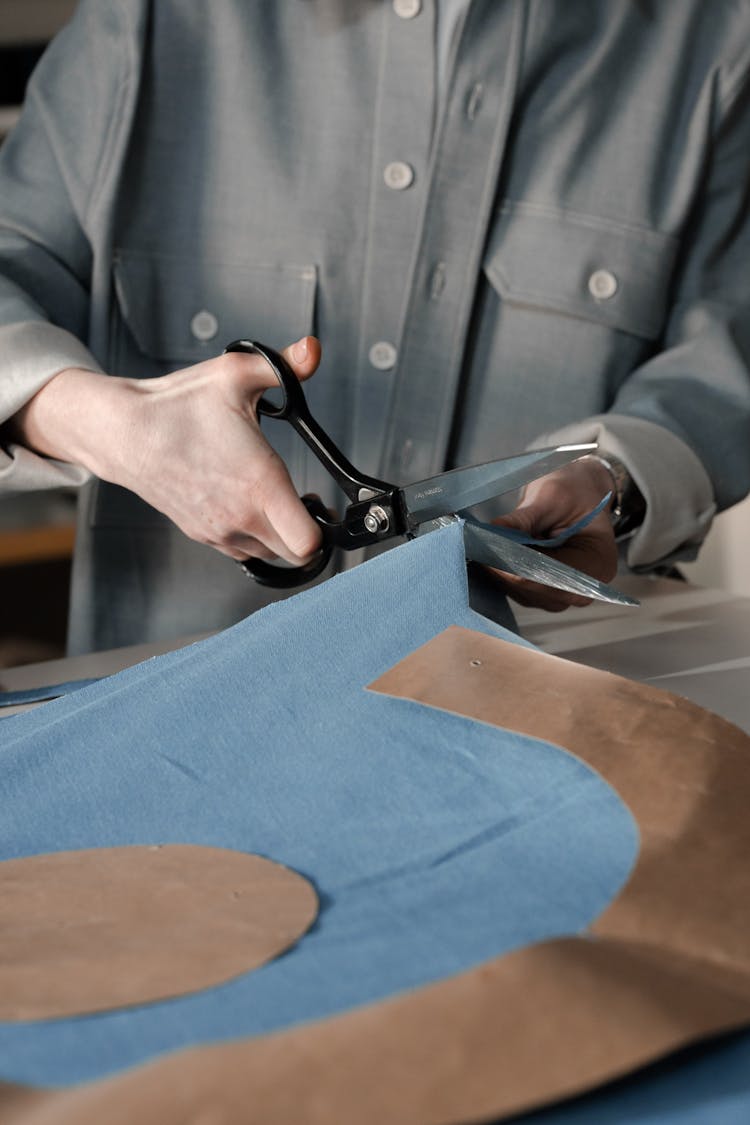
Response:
[0,0,143,492]
[532,51,750,570]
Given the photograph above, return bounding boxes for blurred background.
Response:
[0,1,78,667]
[0,0,748,667]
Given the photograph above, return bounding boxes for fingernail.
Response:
[292,337,308,363]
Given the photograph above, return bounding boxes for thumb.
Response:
[224,336,322,398]
[281,335,322,382]
[493,505,538,536]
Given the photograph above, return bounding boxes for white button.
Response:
[384,161,415,191]
[588,269,618,300]
[190,309,219,341]
[369,341,398,370]
[393,0,422,18]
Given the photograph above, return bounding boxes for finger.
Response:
[494,497,586,543]
[260,485,324,564]
[488,568,592,612]
[223,337,322,396]
[508,580,592,612]
[213,537,279,563]
[216,501,321,567]
[503,530,616,607]
[280,335,322,382]
[225,453,324,565]
[201,452,323,565]
[215,509,321,566]
[542,530,618,584]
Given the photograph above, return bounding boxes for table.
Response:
[0,632,208,718]
[515,573,750,734]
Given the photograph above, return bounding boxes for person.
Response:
[0,0,748,653]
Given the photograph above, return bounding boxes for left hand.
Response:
[488,456,619,611]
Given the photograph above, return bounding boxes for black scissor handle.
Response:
[238,495,333,588]
[223,338,390,504]
[224,338,399,588]
[224,338,307,420]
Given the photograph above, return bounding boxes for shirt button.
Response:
[384,161,415,191]
[393,0,422,17]
[588,269,619,300]
[369,341,398,371]
[190,309,219,341]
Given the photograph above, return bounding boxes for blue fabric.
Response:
[0,678,101,707]
[0,496,612,709]
[0,523,637,1088]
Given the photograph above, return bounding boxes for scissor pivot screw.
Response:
[364,505,390,534]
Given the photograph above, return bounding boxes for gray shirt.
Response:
[0,0,748,651]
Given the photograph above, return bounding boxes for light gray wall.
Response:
[682,500,750,596]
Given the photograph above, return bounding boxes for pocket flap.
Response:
[483,202,678,340]
[113,250,317,362]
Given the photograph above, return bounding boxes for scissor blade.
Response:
[463,519,639,607]
[401,444,597,526]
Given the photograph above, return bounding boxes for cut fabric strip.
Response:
[0,678,101,708]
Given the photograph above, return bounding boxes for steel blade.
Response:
[462,519,639,607]
[401,444,597,525]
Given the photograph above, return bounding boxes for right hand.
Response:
[487,456,619,611]
[12,336,324,565]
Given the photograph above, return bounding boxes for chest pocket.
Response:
[112,250,317,370]
[93,252,317,528]
[483,201,678,341]
[450,202,681,473]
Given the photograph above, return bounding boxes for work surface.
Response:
[3,573,749,731]
[515,573,750,734]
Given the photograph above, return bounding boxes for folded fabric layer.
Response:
[0,678,101,708]
[0,523,637,1087]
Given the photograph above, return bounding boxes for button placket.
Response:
[379,2,528,484]
[350,1,436,471]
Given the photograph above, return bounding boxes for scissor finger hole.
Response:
[224,339,290,416]
[258,378,287,416]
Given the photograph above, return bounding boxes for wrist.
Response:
[11,367,141,481]
[585,452,646,537]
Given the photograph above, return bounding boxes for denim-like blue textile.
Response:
[0,499,612,709]
[0,523,637,1087]
[0,678,101,707]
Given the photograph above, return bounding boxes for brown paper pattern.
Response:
[3,628,749,1123]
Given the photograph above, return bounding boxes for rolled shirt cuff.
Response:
[0,320,100,491]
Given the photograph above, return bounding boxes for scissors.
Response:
[225,340,637,607]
